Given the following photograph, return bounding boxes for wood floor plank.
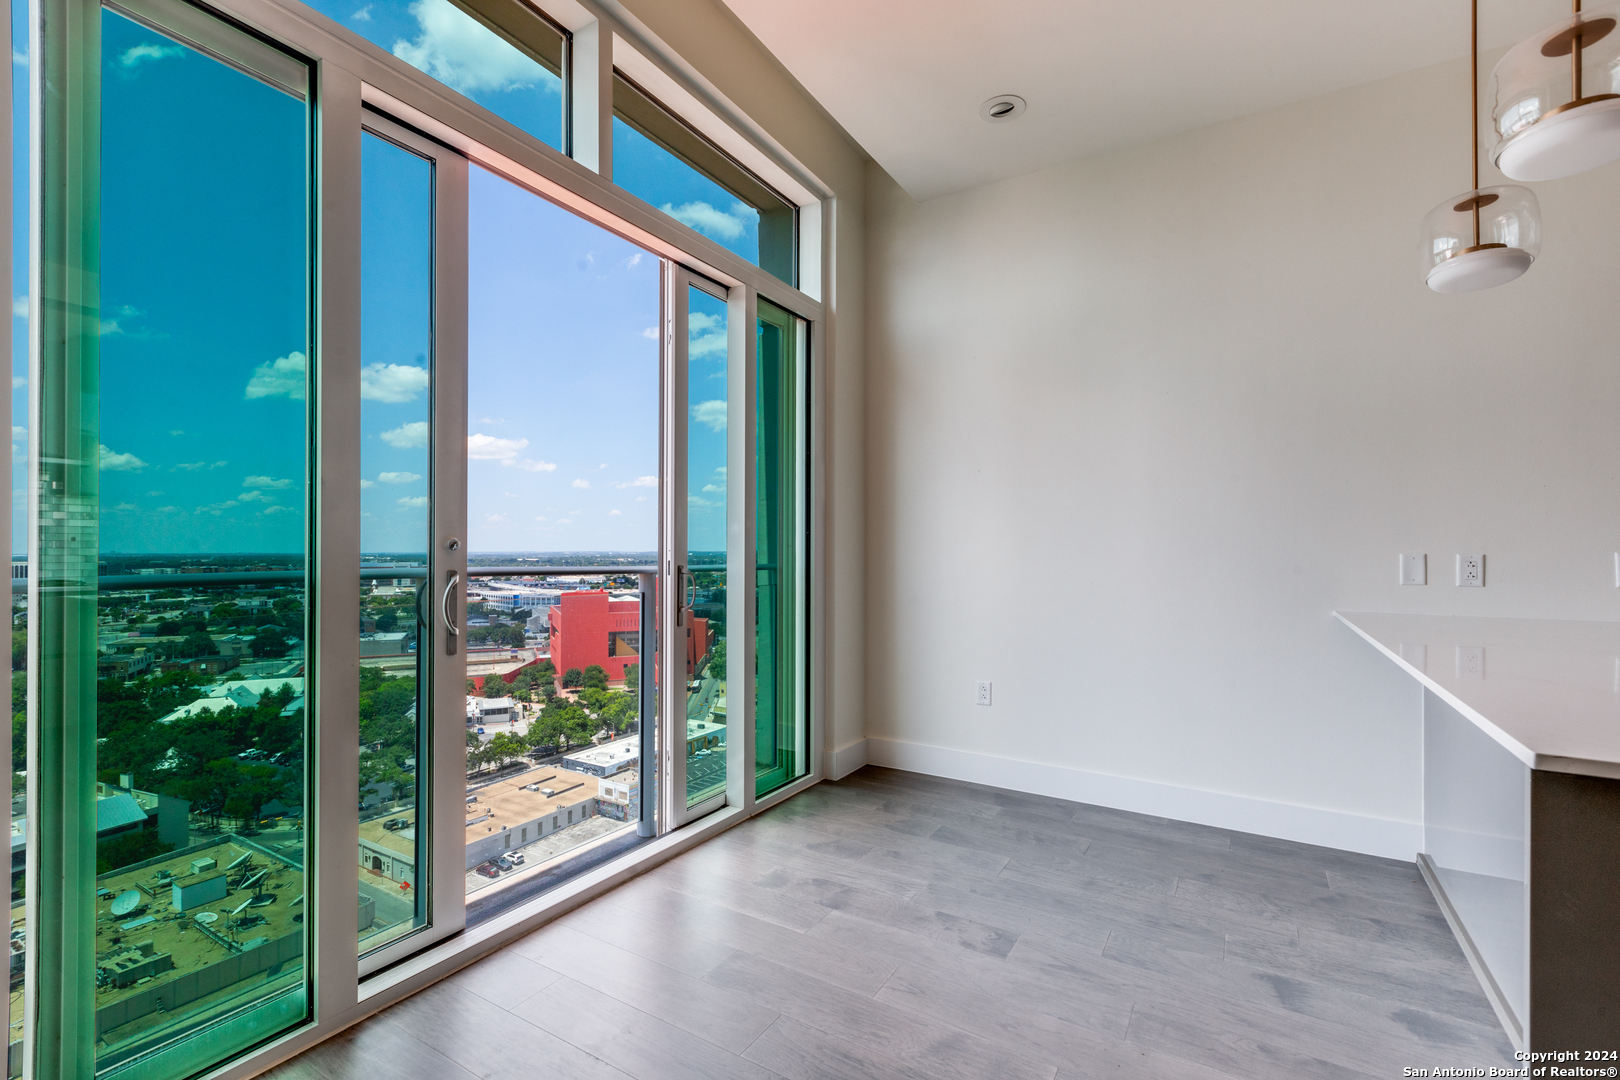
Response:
[508,923,779,1053]
[512,977,786,1080]
[261,767,1511,1080]
[706,951,1059,1080]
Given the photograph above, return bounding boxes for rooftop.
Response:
[564,736,640,772]
[359,811,416,859]
[465,767,601,840]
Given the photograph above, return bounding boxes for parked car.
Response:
[474,862,500,879]
[496,856,514,870]
[507,852,525,866]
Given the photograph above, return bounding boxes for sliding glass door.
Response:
[21,0,822,1070]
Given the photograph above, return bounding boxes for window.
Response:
[34,2,314,1073]
[754,298,809,798]
[612,73,796,284]
[300,0,568,152]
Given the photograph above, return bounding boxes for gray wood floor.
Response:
[265,767,1516,1080]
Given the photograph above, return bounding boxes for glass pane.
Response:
[754,298,806,798]
[357,130,432,956]
[301,0,565,152]
[685,288,726,808]
[612,74,795,284]
[52,9,311,1076]
[462,163,657,922]
[9,0,27,1068]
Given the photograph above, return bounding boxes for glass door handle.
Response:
[443,570,460,655]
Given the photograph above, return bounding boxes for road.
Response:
[685,750,726,801]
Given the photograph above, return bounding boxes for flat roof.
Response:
[466,767,601,842]
[564,735,639,769]
[93,837,304,1034]
[359,812,416,859]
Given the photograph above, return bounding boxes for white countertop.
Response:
[1336,611,1620,779]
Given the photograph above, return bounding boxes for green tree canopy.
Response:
[561,667,583,688]
[582,665,608,691]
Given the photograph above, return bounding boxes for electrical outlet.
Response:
[975,680,992,706]
[1456,645,1484,678]
[1456,554,1485,587]
[1399,554,1426,585]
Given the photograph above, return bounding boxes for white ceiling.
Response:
[717,0,1571,202]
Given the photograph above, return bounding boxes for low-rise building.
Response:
[596,770,639,822]
[359,813,416,885]
[561,735,639,777]
[464,767,600,869]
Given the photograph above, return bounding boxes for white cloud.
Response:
[398,496,429,508]
[625,253,643,269]
[174,462,205,472]
[507,458,557,472]
[571,478,590,489]
[467,433,528,460]
[599,463,608,469]
[99,444,147,472]
[616,475,658,489]
[237,490,274,503]
[11,376,24,390]
[378,471,423,484]
[702,483,724,494]
[609,509,622,516]
[392,0,553,95]
[263,505,294,515]
[360,479,376,489]
[382,421,431,449]
[245,351,307,400]
[641,327,659,340]
[635,496,647,502]
[351,3,372,19]
[11,49,25,67]
[660,201,754,242]
[687,495,715,508]
[692,400,727,432]
[119,42,184,69]
[11,297,25,318]
[146,490,164,496]
[11,426,23,442]
[156,505,179,512]
[534,516,547,522]
[244,475,292,489]
[196,499,240,515]
[112,502,136,511]
[360,362,430,403]
[486,513,507,523]
[688,311,727,360]
[556,518,571,525]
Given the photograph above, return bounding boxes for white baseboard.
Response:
[823,738,869,781]
[863,737,1421,861]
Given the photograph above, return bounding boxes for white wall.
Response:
[863,54,1620,859]
[614,0,869,776]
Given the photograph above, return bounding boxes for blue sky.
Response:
[687,288,727,556]
[7,0,760,558]
[90,12,309,555]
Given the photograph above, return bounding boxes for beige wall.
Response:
[613,0,870,774]
[863,54,1620,856]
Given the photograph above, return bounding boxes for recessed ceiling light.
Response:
[979,95,1026,123]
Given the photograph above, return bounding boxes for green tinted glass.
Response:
[754,298,807,798]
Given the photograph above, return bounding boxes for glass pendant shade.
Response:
[1420,184,1541,293]
[1490,4,1620,181]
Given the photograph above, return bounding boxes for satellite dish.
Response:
[241,870,267,891]
[230,898,252,916]
[225,853,252,871]
[194,912,219,925]
[110,890,141,917]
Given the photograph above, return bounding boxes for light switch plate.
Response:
[1399,554,1426,586]
[975,680,992,706]
[1456,554,1484,587]
[1457,645,1484,678]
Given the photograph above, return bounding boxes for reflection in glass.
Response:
[299,0,566,152]
[461,164,657,921]
[9,0,27,1067]
[612,74,795,284]
[754,298,806,798]
[55,10,311,1076]
[357,131,433,956]
[686,288,727,808]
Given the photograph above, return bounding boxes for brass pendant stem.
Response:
[1472,0,1480,246]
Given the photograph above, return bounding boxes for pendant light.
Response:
[1490,1,1620,181]
[1421,0,1542,293]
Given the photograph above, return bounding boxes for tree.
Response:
[533,659,556,683]
[467,678,478,695]
[483,677,508,698]
[375,610,399,634]
[182,630,218,657]
[12,626,25,671]
[582,665,608,691]
[562,667,583,689]
[708,640,726,682]
[251,626,291,658]
[623,663,639,690]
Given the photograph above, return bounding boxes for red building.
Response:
[548,591,641,685]
[547,589,717,687]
